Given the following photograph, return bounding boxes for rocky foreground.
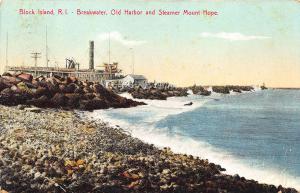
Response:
[0,73,145,110]
[0,106,298,193]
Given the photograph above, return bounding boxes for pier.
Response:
[6,66,110,83]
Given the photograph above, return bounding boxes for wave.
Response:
[119,92,210,119]
[187,89,193,95]
[86,92,300,190]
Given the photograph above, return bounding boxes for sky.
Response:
[0,0,299,87]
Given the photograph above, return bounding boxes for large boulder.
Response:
[74,87,85,94]
[2,72,12,76]
[0,88,14,96]
[212,86,230,94]
[0,92,32,106]
[63,83,77,93]
[82,93,95,100]
[65,93,81,108]
[34,86,49,98]
[2,76,21,85]
[51,93,68,107]
[240,86,254,92]
[93,84,109,96]
[79,99,109,110]
[17,73,33,82]
[83,86,93,93]
[17,82,34,95]
[46,81,60,96]
[232,88,241,93]
[0,78,11,92]
[261,85,267,90]
[199,89,211,96]
[191,86,211,96]
[27,95,51,108]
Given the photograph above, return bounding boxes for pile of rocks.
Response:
[190,85,255,96]
[0,106,298,193]
[261,85,268,90]
[0,73,145,110]
[190,86,211,96]
[128,87,188,100]
[212,85,255,94]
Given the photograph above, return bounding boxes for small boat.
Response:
[184,102,193,106]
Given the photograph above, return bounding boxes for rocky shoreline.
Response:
[0,105,297,193]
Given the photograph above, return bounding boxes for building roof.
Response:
[127,74,147,80]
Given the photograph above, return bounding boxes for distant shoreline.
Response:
[272,87,300,90]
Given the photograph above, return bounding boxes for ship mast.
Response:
[45,25,49,68]
[130,48,135,75]
[5,31,8,67]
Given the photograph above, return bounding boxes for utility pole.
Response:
[31,52,41,77]
[130,48,135,75]
[108,32,111,65]
[45,25,49,68]
[108,33,112,78]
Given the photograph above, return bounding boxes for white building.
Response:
[121,74,148,89]
[104,79,123,89]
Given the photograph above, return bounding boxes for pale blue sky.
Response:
[0,0,299,87]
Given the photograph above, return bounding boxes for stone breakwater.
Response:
[0,73,145,110]
[190,85,257,96]
[0,106,298,193]
[120,85,259,100]
[128,87,188,100]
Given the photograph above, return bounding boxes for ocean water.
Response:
[88,89,300,189]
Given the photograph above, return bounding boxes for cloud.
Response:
[97,31,146,47]
[199,32,271,41]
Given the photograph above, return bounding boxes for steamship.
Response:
[6,41,122,84]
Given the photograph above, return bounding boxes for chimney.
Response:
[89,41,94,70]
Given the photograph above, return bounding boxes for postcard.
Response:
[0,0,299,192]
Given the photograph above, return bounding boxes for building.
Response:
[121,74,148,88]
[104,79,123,89]
[104,74,148,89]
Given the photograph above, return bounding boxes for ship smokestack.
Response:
[89,41,94,70]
